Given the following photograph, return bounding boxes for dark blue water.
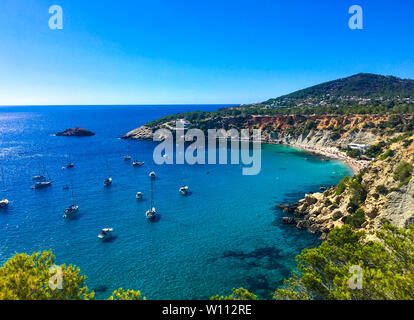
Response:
[0,105,352,299]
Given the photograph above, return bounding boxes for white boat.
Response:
[132,161,144,167]
[32,175,45,181]
[149,171,156,179]
[124,155,131,161]
[179,186,189,195]
[136,192,143,200]
[0,169,8,208]
[145,207,156,220]
[32,181,52,189]
[98,228,113,241]
[104,177,112,187]
[63,205,79,218]
[0,198,8,208]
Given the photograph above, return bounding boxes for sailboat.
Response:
[32,163,52,189]
[0,168,8,208]
[145,177,156,221]
[179,164,189,196]
[63,183,79,219]
[124,145,131,161]
[66,154,74,168]
[104,161,112,187]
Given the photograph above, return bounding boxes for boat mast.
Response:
[150,177,154,209]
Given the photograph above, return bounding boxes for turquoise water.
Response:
[0,105,352,299]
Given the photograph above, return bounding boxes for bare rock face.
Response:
[122,126,154,140]
[56,127,95,137]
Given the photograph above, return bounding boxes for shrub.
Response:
[393,161,412,186]
[375,185,389,195]
[335,176,350,195]
[332,211,343,221]
[345,209,366,228]
[379,149,394,160]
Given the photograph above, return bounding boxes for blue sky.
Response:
[0,0,413,105]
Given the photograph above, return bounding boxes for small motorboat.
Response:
[179,186,189,195]
[136,192,143,200]
[98,228,113,241]
[32,175,46,181]
[63,205,79,218]
[145,207,156,220]
[149,171,156,179]
[104,177,112,187]
[0,198,8,208]
[32,181,51,189]
[124,155,131,161]
[132,161,144,167]
[62,185,69,190]
[67,163,74,168]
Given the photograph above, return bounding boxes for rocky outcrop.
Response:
[279,137,414,240]
[122,126,153,140]
[56,127,95,137]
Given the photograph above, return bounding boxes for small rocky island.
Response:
[56,127,95,137]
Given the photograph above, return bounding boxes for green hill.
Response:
[269,73,414,102]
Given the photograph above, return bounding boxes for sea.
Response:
[0,105,352,299]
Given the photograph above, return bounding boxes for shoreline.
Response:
[264,141,370,174]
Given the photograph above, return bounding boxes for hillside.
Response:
[265,73,414,103]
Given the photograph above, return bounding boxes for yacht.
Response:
[132,161,144,167]
[179,186,189,195]
[124,155,131,161]
[98,228,113,241]
[32,181,52,189]
[63,205,79,218]
[145,207,156,220]
[32,175,46,181]
[136,192,143,200]
[66,163,74,168]
[104,177,112,187]
[149,171,156,179]
[0,198,8,208]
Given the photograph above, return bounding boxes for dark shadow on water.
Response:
[147,214,162,223]
[222,247,288,271]
[102,235,118,243]
[93,285,109,293]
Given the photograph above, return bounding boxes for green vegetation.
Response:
[332,211,343,221]
[345,209,366,228]
[273,224,414,300]
[375,185,389,195]
[335,176,350,195]
[0,251,142,300]
[108,289,145,300]
[379,149,394,160]
[393,161,413,186]
[210,288,257,300]
[365,142,386,158]
[346,148,361,159]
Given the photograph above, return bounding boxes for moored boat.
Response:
[179,185,189,195]
[0,198,8,208]
[63,205,79,218]
[149,171,156,179]
[132,161,144,167]
[32,181,52,189]
[136,192,143,200]
[98,228,113,241]
[145,207,156,220]
[104,177,112,187]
